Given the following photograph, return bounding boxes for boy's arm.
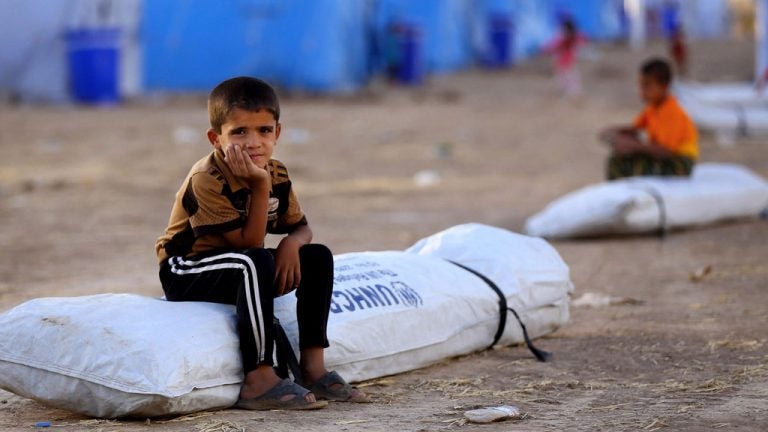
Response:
[274,223,313,296]
[610,135,677,158]
[221,144,271,249]
[643,140,677,158]
[599,125,638,145]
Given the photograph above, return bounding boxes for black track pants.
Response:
[159,244,334,373]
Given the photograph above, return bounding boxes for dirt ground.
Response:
[1,37,767,431]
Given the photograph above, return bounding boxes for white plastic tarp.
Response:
[0,223,573,418]
[524,163,768,239]
[0,295,242,418]
[276,223,572,382]
[675,81,768,134]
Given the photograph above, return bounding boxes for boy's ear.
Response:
[275,122,282,141]
[206,128,221,149]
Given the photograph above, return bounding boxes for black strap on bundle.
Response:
[448,260,551,362]
[632,184,667,239]
[647,186,668,239]
[273,318,302,381]
[735,104,748,137]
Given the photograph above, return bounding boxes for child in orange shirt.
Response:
[600,58,698,180]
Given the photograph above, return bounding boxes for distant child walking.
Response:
[156,77,368,410]
[600,58,699,180]
[669,26,688,77]
[544,17,587,98]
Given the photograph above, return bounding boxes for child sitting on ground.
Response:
[600,58,698,180]
[155,77,367,410]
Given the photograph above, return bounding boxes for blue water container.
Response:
[487,14,513,68]
[661,2,680,37]
[66,28,121,105]
[390,22,424,85]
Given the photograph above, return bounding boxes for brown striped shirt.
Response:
[155,150,307,264]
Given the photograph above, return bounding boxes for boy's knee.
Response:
[299,243,333,264]
[242,248,276,273]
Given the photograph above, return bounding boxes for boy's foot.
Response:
[235,378,328,410]
[305,370,370,403]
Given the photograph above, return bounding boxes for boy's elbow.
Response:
[289,223,313,244]
[230,239,264,250]
[223,230,265,250]
[301,223,314,240]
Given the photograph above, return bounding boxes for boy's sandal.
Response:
[235,378,328,411]
[309,370,370,403]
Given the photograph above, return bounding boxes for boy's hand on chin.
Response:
[224,144,269,186]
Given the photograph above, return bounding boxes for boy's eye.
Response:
[260,127,273,134]
[231,128,247,135]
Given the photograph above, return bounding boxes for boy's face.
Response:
[639,74,668,106]
[207,108,281,169]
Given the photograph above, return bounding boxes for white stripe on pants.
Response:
[169,253,267,362]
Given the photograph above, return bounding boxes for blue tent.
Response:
[551,0,624,40]
[477,0,624,63]
[510,0,558,59]
[3,0,734,99]
[142,0,373,93]
[373,0,474,75]
[140,0,620,92]
[472,0,557,64]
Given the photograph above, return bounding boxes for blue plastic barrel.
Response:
[66,28,121,105]
[661,2,680,37]
[487,14,513,68]
[390,22,424,85]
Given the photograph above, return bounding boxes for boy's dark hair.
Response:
[641,58,673,86]
[562,17,576,34]
[208,77,280,133]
